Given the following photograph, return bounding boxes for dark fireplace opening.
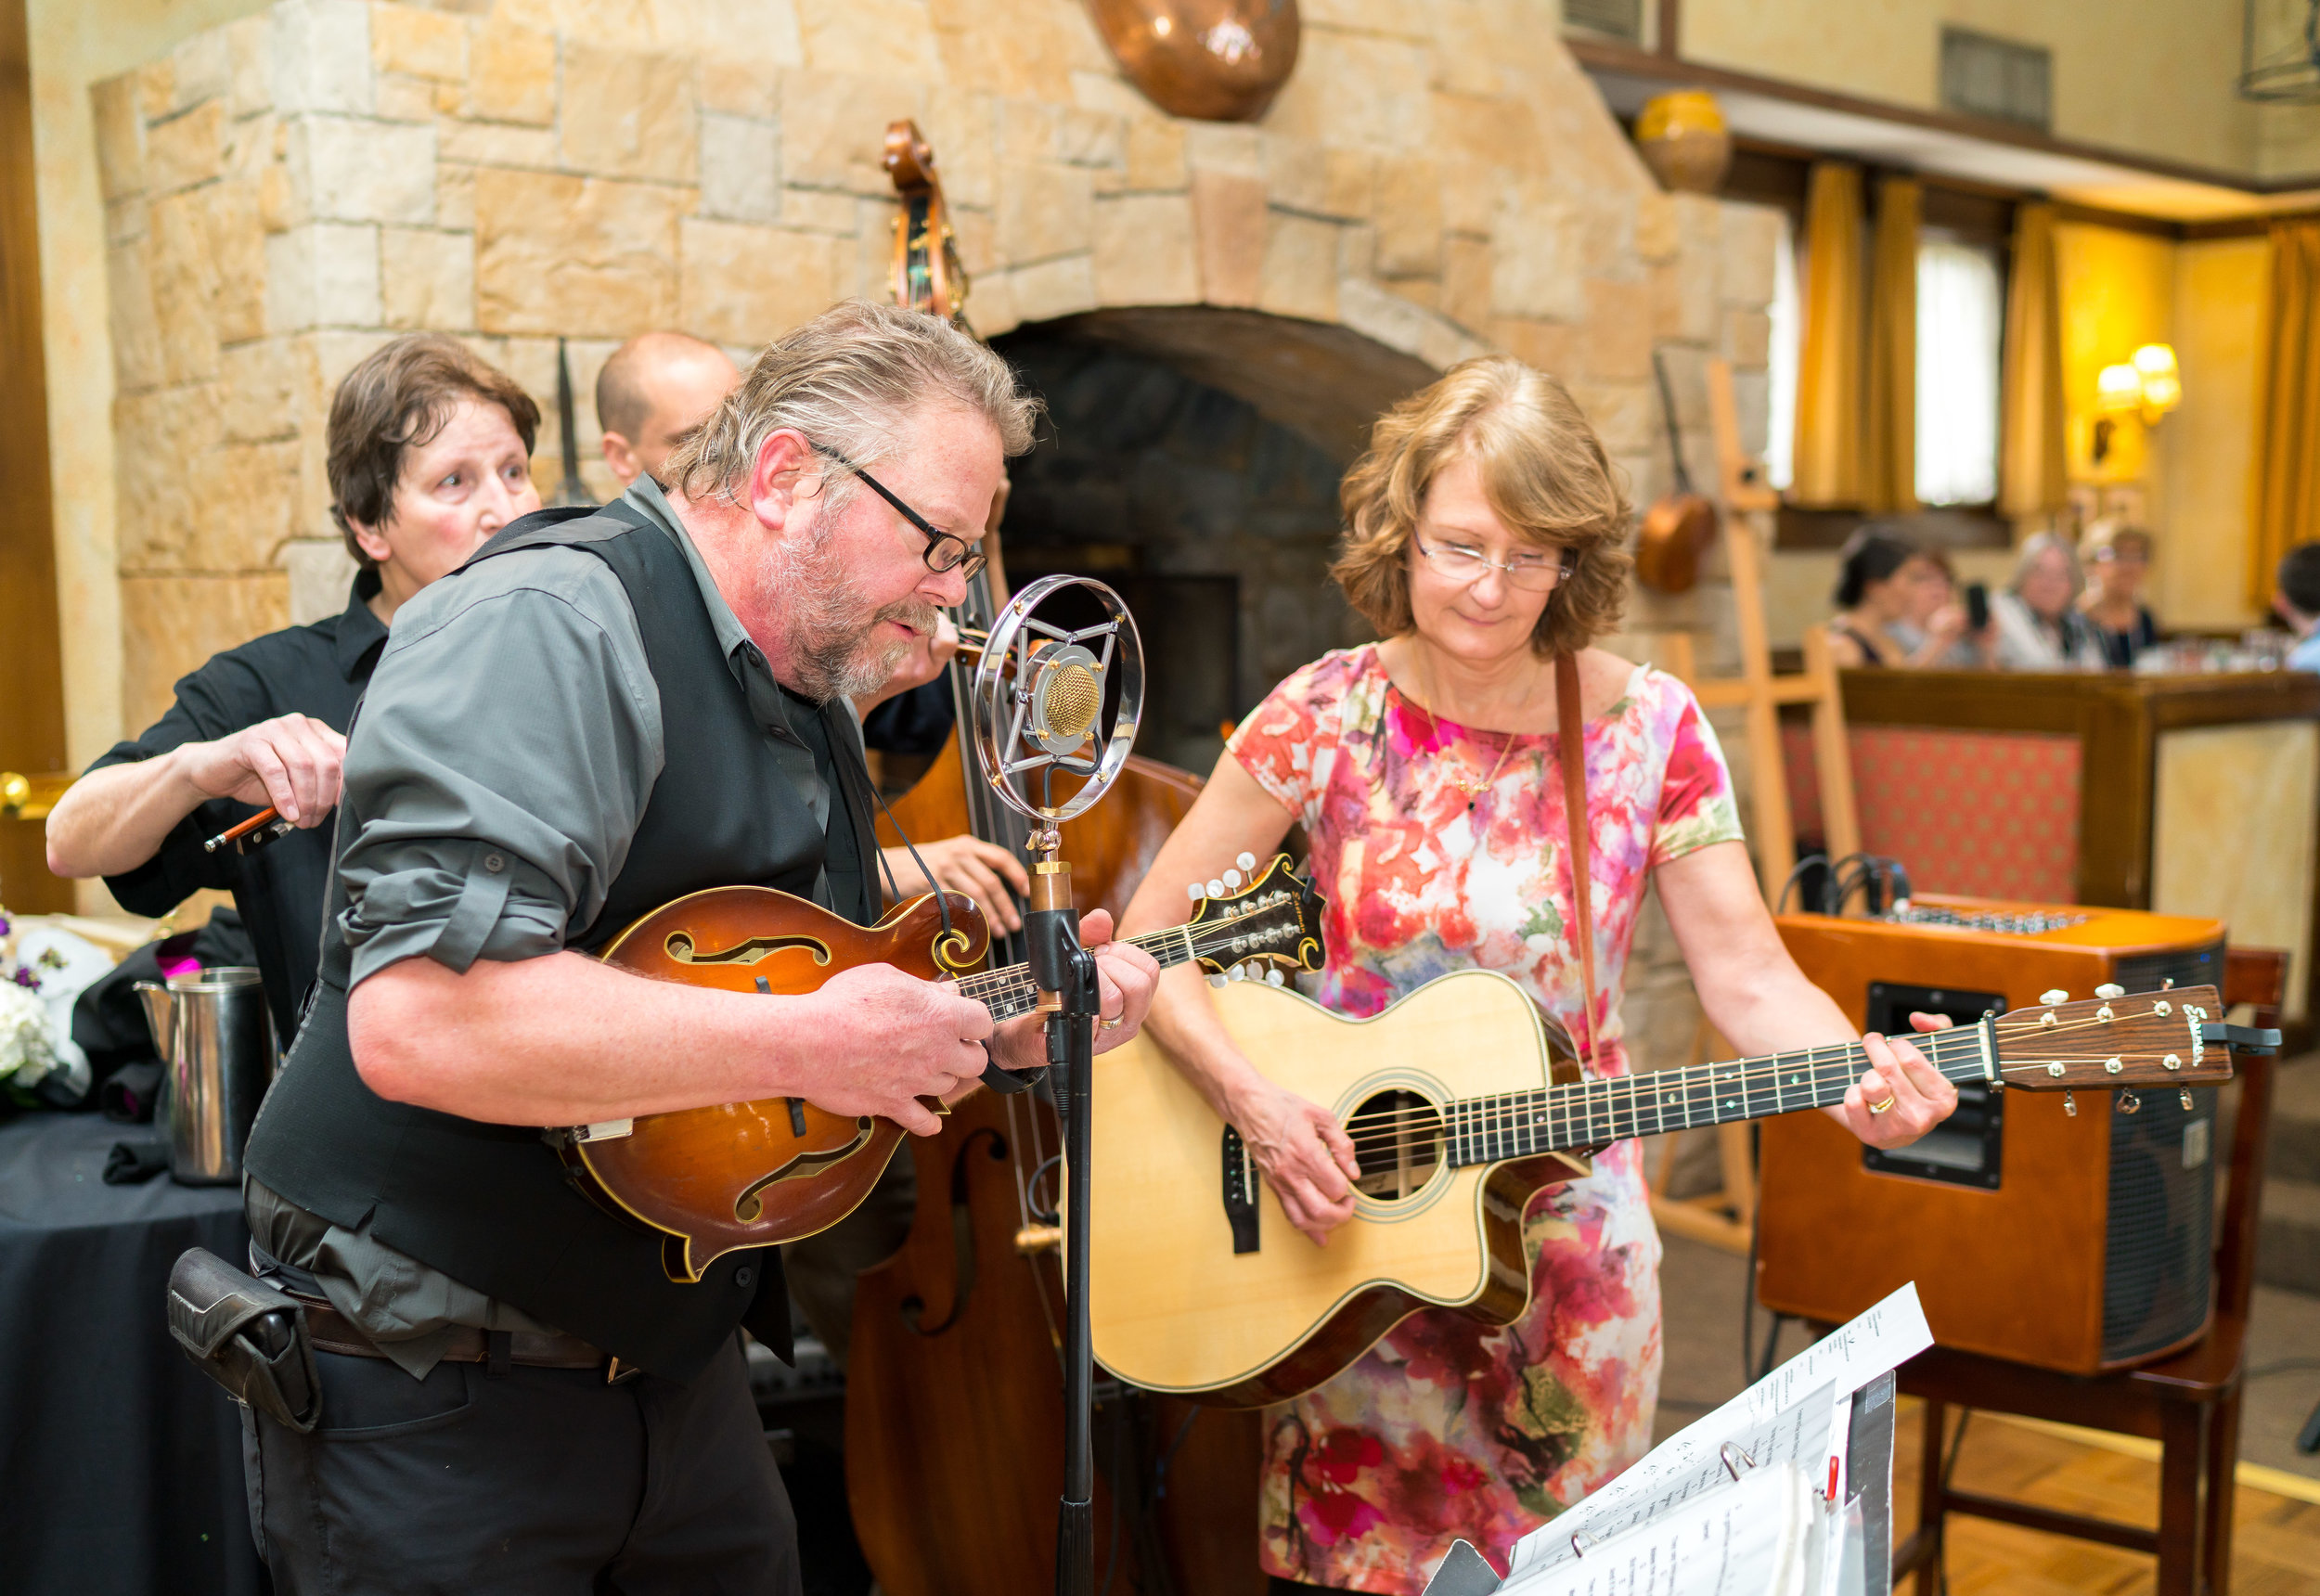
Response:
[990,310,1434,776]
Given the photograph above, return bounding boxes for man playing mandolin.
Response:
[237,302,1158,1594]
[1120,356,1958,1594]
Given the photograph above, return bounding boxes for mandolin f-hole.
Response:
[665,931,831,967]
[732,1117,877,1221]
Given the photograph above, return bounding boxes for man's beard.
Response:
[762,526,937,703]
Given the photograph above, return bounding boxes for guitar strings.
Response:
[1327,1026,2201,1158]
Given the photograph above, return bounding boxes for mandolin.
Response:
[1086,977,2246,1408]
[548,856,1325,1283]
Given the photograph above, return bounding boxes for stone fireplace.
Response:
[90,0,1780,1064]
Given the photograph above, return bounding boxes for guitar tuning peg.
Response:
[2180,1089,2194,1111]
[1236,851,1257,872]
[2064,1091,2077,1117]
[2117,1088,2141,1114]
[2040,989,2069,1006]
[1223,869,1243,891]
[1206,879,1226,898]
[2095,983,2124,1000]
[1187,882,1207,901]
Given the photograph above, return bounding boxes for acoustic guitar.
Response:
[1085,977,2239,1408]
[548,855,1325,1283]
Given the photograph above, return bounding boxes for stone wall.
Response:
[92,0,1779,1066]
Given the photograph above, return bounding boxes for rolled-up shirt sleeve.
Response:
[335,551,664,987]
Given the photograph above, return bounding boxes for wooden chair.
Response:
[1889,945,2288,1596]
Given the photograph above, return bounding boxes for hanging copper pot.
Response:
[1089,0,1300,122]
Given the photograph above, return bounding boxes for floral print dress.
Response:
[1225,644,1745,1593]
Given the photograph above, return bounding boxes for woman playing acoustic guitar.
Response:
[1117,357,1959,1594]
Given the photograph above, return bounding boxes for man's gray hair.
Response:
[662,301,1039,509]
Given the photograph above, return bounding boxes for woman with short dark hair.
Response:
[1825,527,1973,667]
[45,334,541,1035]
[1119,355,1958,1593]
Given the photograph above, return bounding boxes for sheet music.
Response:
[1503,1285,1930,1582]
[1494,1464,1815,1596]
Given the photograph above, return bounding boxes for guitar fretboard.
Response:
[1443,1023,1998,1165]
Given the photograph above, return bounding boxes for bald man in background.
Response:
[597,331,742,489]
[596,331,1027,1366]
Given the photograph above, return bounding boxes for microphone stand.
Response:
[1025,840,1100,1596]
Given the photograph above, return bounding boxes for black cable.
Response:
[1778,854,1828,915]
[1152,1406,1200,1503]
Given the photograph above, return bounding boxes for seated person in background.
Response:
[2079,521,2159,667]
[596,330,741,489]
[1991,532,2105,671]
[2275,542,2320,673]
[1824,526,1975,667]
[45,335,542,1037]
[1884,547,1989,666]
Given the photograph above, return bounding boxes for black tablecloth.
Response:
[0,1112,264,1596]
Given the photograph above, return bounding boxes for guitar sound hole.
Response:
[1347,1090,1443,1202]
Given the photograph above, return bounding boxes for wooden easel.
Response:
[1645,359,1862,1253]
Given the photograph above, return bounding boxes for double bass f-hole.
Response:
[898,1126,1009,1337]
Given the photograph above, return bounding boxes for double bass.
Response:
[841,122,1261,1596]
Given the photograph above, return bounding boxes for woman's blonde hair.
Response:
[1332,355,1632,658]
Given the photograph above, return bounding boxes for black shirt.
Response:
[90,572,389,1037]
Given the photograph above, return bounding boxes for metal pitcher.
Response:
[135,968,276,1185]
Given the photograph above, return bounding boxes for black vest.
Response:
[244,504,882,1381]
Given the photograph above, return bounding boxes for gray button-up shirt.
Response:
[250,478,857,1374]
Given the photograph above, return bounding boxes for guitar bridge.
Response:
[1222,1126,1259,1255]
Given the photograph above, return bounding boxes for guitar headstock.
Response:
[1183,852,1326,984]
[1991,984,2236,1090]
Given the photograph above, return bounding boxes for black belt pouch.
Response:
[166,1247,321,1433]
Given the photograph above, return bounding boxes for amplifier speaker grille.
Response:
[2103,1086,2215,1361]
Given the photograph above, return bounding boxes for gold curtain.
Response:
[1791,162,1862,507]
[1861,175,1920,515]
[1998,201,2068,520]
[2252,221,2320,608]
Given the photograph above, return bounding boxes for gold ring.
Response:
[1868,1096,1896,1114]
[1101,1017,1122,1032]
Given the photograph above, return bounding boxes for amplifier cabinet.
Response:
[1758,896,2228,1374]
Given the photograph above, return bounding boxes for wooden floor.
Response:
[1892,1400,2320,1596]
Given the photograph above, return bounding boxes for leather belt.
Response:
[295,1296,620,1375]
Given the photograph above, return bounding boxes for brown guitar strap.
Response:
[1556,650,1599,1069]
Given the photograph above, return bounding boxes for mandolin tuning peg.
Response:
[1267,968,1284,986]
[1187,881,1207,901]
[2040,989,2069,1006]
[1236,851,1257,872]
[2117,1088,2141,1114]
[2064,1091,2077,1117]
[1223,869,1243,891]
[2095,983,2124,1000]
[1207,973,1227,989]
[1207,879,1226,898]
[2180,1089,2194,1111]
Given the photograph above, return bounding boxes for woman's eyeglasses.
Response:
[810,443,986,580]
[1413,534,1567,592]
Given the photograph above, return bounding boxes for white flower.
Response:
[0,979,57,1088]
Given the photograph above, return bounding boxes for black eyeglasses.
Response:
[810,443,986,581]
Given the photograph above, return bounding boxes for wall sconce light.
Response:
[2093,342,2182,464]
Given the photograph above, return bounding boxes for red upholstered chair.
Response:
[1889,945,2288,1596]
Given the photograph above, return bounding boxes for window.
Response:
[1915,238,2004,507]
[1765,218,1801,492]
